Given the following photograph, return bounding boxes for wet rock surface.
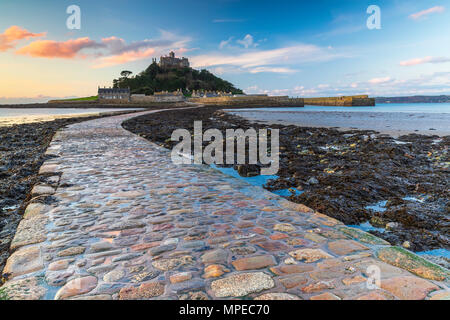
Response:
[123,106,449,258]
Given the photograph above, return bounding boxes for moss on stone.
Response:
[338,226,390,245]
[377,246,449,281]
[0,287,9,300]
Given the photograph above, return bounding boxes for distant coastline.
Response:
[376,95,450,103]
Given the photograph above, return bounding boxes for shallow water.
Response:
[272,188,304,197]
[348,221,386,234]
[229,103,450,113]
[0,108,144,126]
[228,103,450,137]
[365,200,388,212]
[210,164,278,187]
[417,248,450,259]
[0,108,143,117]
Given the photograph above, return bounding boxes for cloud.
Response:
[16,37,104,58]
[368,76,393,85]
[314,72,450,97]
[400,56,450,66]
[100,35,181,55]
[219,37,234,49]
[93,48,156,68]
[13,29,192,68]
[409,6,445,20]
[191,44,342,74]
[212,19,246,23]
[236,34,255,49]
[252,71,450,98]
[91,30,191,68]
[245,85,318,97]
[248,66,297,74]
[0,25,45,51]
[315,25,365,38]
[220,34,258,50]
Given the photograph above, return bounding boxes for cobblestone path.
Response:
[1,110,449,300]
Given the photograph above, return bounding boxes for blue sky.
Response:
[0,0,449,103]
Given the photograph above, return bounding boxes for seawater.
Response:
[229,103,450,113]
[0,108,143,118]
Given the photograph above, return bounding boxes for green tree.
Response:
[112,62,242,95]
[120,70,133,78]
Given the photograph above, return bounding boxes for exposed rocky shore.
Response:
[123,106,449,266]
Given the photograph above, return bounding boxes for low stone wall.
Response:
[304,95,375,106]
[48,100,99,104]
[130,95,185,103]
[97,98,131,104]
[188,96,304,107]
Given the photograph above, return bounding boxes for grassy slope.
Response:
[52,96,98,102]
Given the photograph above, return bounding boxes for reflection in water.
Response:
[0,108,143,126]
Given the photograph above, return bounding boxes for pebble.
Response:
[288,248,333,263]
[103,269,126,282]
[211,272,275,297]
[170,272,192,284]
[55,276,98,300]
[57,246,86,257]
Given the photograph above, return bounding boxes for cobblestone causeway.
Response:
[2,110,449,300]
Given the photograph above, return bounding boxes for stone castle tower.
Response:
[159,51,189,68]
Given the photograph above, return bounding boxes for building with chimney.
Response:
[98,87,130,101]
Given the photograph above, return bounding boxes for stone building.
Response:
[154,89,184,96]
[159,51,189,69]
[191,90,233,98]
[98,87,130,101]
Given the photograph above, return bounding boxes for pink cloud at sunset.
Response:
[16,37,104,58]
[0,25,45,51]
[7,28,191,68]
[400,56,450,66]
[93,47,156,68]
[409,6,445,20]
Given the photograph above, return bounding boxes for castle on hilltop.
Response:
[157,51,189,69]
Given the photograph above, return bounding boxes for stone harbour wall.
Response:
[304,95,375,106]
[189,96,305,107]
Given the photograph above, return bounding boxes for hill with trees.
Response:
[113,62,243,96]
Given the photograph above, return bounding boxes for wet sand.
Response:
[228,110,450,137]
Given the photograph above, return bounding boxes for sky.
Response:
[0,0,449,103]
